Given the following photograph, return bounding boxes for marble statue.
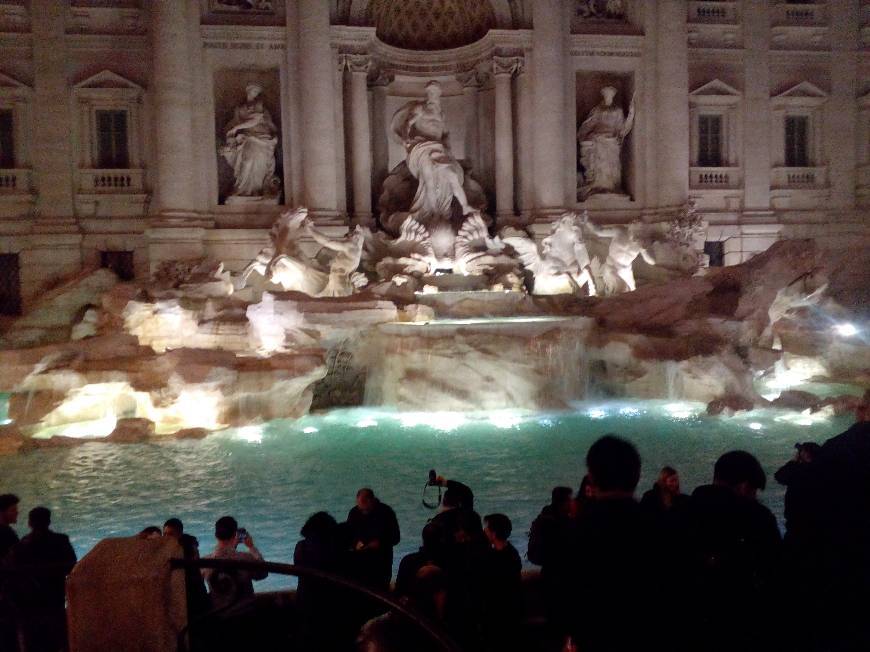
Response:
[577,85,635,199]
[586,221,655,294]
[577,0,627,20]
[389,80,474,230]
[220,82,279,202]
[236,208,367,297]
[503,212,597,296]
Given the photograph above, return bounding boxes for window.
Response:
[704,241,725,267]
[96,110,129,169]
[698,115,723,167]
[100,250,135,281]
[0,110,13,168]
[785,115,809,167]
[0,253,22,315]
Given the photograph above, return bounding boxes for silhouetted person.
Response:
[346,488,401,590]
[528,486,576,647]
[202,516,267,611]
[429,477,478,551]
[0,494,20,559]
[357,564,450,652]
[164,517,209,620]
[567,434,653,652]
[294,511,345,650]
[5,506,77,652]
[794,421,870,651]
[481,513,522,652]
[640,466,689,517]
[395,521,444,598]
[686,450,781,651]
[527,486,573,566]
[137,525,162,539]
[0,495,20,652]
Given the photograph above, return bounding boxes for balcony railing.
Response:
[78,168,144,194]
[772,2,828,26]
[0,168,31,193]
[771,166,827,188]
[690,167,742,189]
[688,1,739,24]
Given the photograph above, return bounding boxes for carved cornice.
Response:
[567,33,644,58]
[66,33,148,51]
[456,69,482,89]
[200,25,286,49]
[331,25,532,76]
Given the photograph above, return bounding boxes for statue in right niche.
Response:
[577,85,635,199]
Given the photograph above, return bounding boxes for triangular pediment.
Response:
[0,72,30,89]
[74,70,143,91]
[774,81,828,100]
[690,79,741,97]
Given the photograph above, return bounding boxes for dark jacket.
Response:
[5,529,77,610]
[346,500,400,587]
[0,524,18,561]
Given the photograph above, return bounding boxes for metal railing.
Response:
[171,557,461,652]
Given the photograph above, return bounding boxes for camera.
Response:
[428,469,437,486]
[422,469,442,509]
[236,528,248,545]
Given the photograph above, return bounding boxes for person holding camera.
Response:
[202,515,268,611]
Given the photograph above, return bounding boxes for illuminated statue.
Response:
[236,208,366,297]
[503,212,597,295]
[578,85,635,199]
[389,80,474,230]
[587,221,655,294]
[220,83,279,200]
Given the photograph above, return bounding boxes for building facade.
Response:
[0,0,867,313]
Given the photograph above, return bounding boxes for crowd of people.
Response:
[0,416,868,652]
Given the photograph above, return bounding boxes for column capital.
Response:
[457,69,482,89]
[492,56,523,78]
[340,53,372,75]
[368,66,394,88]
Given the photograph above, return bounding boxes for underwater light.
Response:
[619,406,641,416]
[489,413,523,429]
[587,408,607,419]
[748,422,764,431]
[833,322,859,337]
[356,418,378,428]
[236,425,263,444]
[302,426,318,434]
[663,402,696,420]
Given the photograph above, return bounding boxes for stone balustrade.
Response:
[771,166,828,188]
[688,1,739,24]
[772,2,828,26]
[78,168,144,194]
[0,168,31,193]
[690,167,742,189]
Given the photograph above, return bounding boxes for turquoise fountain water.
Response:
[0,398,853,592]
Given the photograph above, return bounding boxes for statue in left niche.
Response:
[236,208,368,297]
[220,82,280,203]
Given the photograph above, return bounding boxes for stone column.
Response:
[284,0,304,206]
[345,55,374,226]
[515,56,534,219]
[493,57,521,219]
[151,0,196,216]
[742,0,772,213]
[457,70,481,173]
[298,0,340,219]
[369,69,393,204]
[827,0,858,210]
[532,0,567,219]
[654,0,690,208]
[31,0,74,218]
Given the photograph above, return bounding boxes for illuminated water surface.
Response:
[0,400,853,591]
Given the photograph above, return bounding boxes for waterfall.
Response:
[665,360,681,400]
